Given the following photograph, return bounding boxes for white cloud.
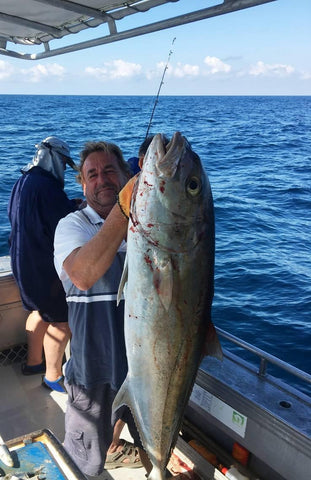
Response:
[171,62,200,78]
[85,66,108,80]
[0,60,14,80]
[21,63,66,82]
[203,56,231,74]
[145,62,167,80]
[1,55,305,92]
[300,71,311,80]
[146,61,199,80]
[85,59,142,80]
[249,61,294,77]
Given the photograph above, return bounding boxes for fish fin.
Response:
[113,378,150,456]
[117,254,128,305]
[154,258,173,311]
[203,322,223,361]
[147,466,166,480]
[112,378,130,413]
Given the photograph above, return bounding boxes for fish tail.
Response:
[113,378,143,437]
[112,378,130,413]
[147,466,166,480]
[113,378,149,456]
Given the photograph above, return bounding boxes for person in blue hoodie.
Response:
[8,136,81,392]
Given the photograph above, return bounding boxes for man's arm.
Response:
[63,204,128,291]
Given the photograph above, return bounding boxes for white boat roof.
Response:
[0,0,276,60]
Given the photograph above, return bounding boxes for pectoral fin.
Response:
[117,254,128,305]
[153,257,173,312]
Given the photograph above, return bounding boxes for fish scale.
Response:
[114,132,222,480]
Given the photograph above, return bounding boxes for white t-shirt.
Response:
[54,204,126,292]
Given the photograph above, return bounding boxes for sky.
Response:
[0,0,310,96]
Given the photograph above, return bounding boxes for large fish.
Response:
[114,132,222,480]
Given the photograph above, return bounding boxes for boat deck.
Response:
[1,257,311,480]
[0,361,147,480]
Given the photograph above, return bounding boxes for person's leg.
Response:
[117,406,150,472]
[107,419,126,453]
[25,310,47,366]
[43,321,71,381]
[64,382,114,477]
[105,417,143,469]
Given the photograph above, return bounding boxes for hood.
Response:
[22,136,78,186]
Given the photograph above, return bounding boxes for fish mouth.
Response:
[156,131,185,178]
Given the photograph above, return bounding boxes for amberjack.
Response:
[114,132,222,480]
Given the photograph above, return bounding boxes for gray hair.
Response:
[77,141,131,183]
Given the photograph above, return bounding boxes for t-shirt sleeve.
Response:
[54,212,93,283]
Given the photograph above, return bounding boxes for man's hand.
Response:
[63,203,128,291]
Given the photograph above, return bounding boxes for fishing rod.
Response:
[145,37,176,138]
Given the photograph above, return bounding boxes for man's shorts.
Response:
[39,309,68,323]
[63,381,142,477]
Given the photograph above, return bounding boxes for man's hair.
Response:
[77,141,131,183]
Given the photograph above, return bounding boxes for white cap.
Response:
[41,136,71,158]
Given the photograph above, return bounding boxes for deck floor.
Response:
[0,362,147,480]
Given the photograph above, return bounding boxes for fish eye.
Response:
[186,176,201,196]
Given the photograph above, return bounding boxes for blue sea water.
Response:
[0,95,310,393]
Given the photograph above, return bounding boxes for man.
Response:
[8,136,80,393]
[54,141,151,476]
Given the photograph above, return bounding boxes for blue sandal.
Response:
[42,375,66,393]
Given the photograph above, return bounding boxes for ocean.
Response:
[0,95,310,394]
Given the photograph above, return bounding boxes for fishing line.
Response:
[145,37,176,138]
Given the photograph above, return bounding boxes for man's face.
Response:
[81,151,128,218]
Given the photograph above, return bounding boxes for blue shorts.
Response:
[63,380,142,477]
[39,309,68,323]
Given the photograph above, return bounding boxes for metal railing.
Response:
[216,327,311,386]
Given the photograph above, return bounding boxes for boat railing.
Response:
[216,327,311,386]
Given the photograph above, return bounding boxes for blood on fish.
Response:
[144,254,153,268]
[113,132,222,480]
[160,180,166,193]
[153,276,161,292]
